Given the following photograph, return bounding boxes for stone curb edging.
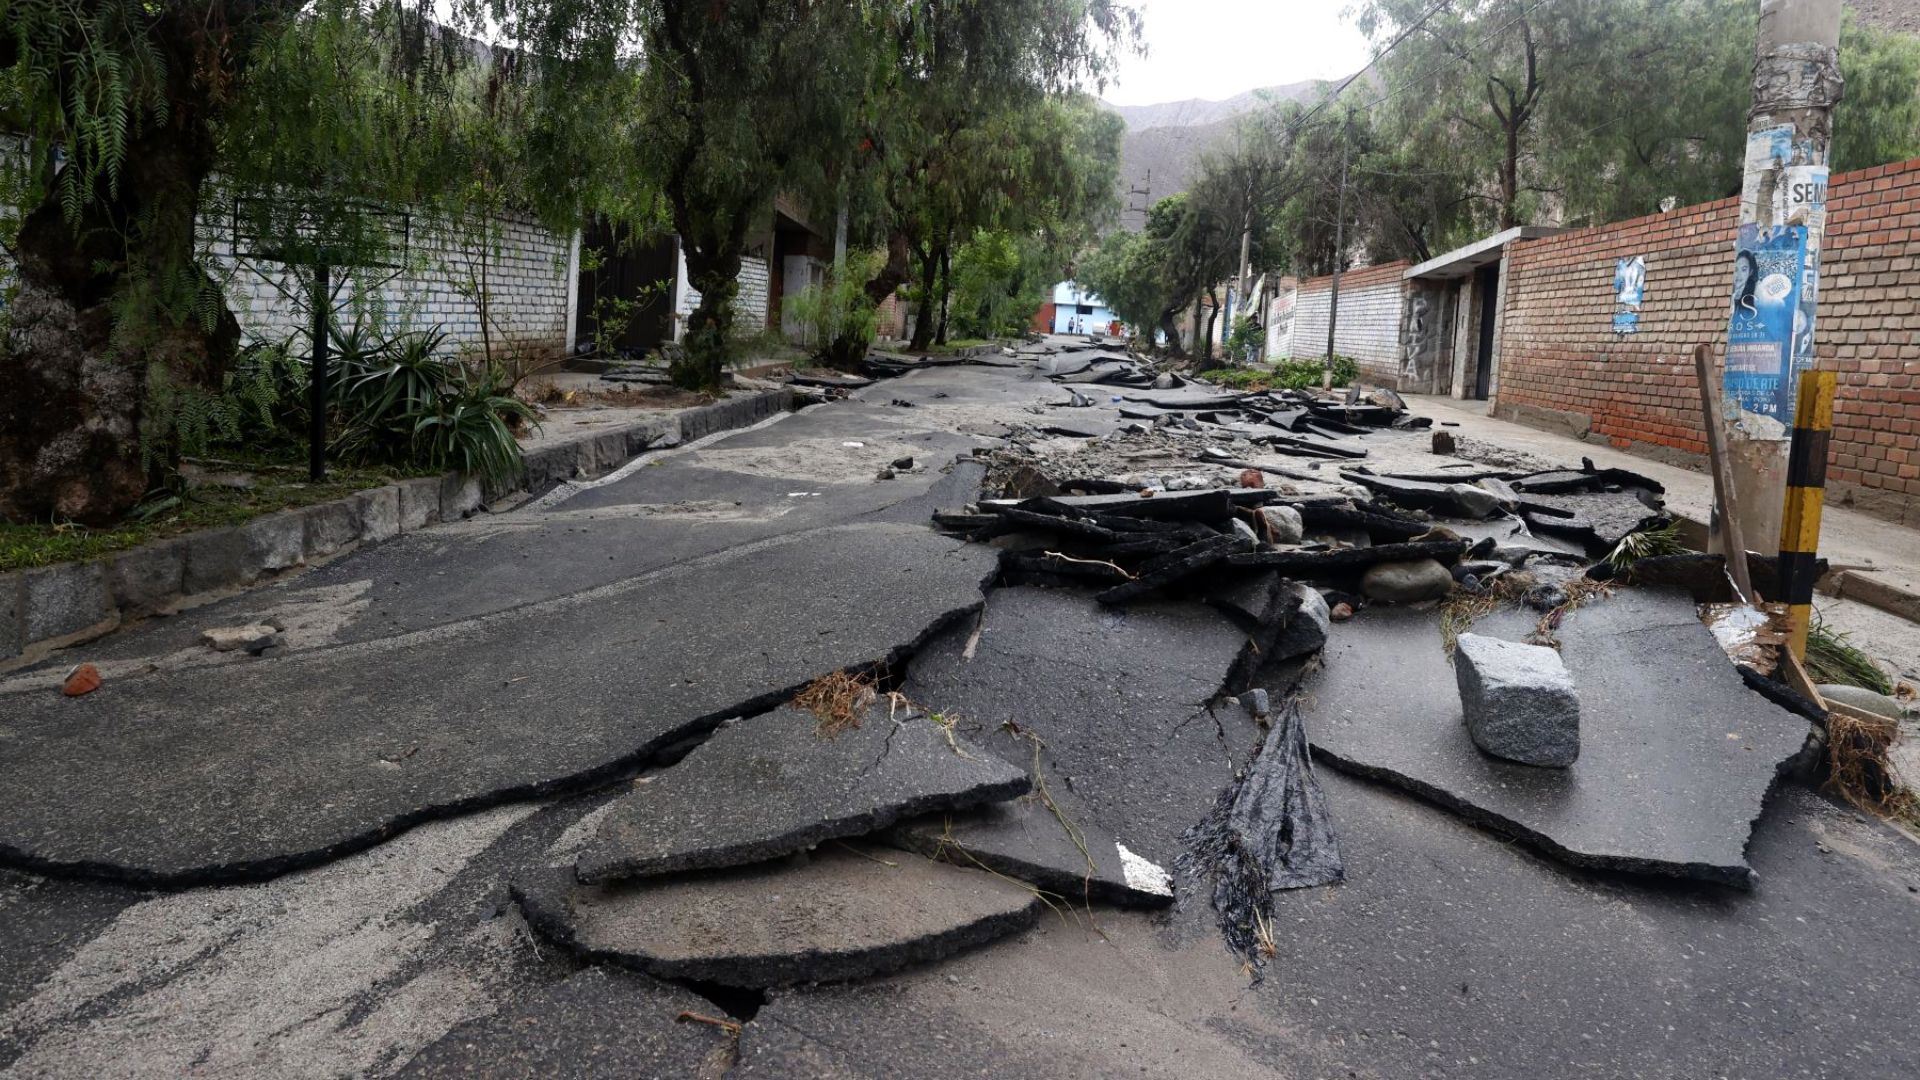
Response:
[0,388,793,671]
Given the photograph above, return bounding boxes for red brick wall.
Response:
[1495,159,1920,526]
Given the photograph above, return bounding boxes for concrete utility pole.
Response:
[1324,111,1352,388]
[1720,0,1843,553]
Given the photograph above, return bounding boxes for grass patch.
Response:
[1806,615,1896,696]
[918,338,995,355]
[0,450,436,573]
[1197,356,1361,392]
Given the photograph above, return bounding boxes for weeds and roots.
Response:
[793,670,881,737]
[1437,573,1610,653]
[1604,521,1689,570]
[1806,615,1897,696]
[1826,708,1915,819]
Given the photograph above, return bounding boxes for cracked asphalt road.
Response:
[3,358,1919,1078]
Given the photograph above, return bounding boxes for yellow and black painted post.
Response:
[1778,370,1837,659]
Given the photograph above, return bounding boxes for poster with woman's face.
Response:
[1725,223,1809,425]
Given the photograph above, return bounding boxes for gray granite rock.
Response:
[1258,504,1304,544]
[1455,633,1580,767]
[1360,558,1454,603]
[1818,684,1909,722]
[576,704,1027,882]
[517,845,1042,987]
[1274,581,1331,660]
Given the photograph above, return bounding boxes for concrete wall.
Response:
[1495,157,1920,526]
[1287,261,1411,384]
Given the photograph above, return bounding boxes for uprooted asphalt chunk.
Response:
[0,523,998,886]
[1179,699,1345,969]
[889,770,1176,908]
[903,586,1264,867]
[515,844,1043,988]
[1304,587,1816,888]
[575,702,1028,883]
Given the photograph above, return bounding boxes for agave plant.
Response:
[411,366,538,487]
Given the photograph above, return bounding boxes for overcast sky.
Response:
[1103,0,1376,106]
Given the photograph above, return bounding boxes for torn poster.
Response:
[1612,256,1645,334]
[1725,222,1808,429]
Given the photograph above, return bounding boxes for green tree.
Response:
[1834,15,1920,174]
[0,1,638,523]
[631,0,871,391]
[840,0,1136,354]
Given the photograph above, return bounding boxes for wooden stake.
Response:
[1693,344,1756,602]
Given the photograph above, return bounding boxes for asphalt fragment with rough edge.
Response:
[515,845,1043,988]
[1303,587,1814,887]
[576,703,1027,883]
[392,968,733,1079]
[0,523,996,886]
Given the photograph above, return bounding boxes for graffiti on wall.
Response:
[1266,289,1296,358]
[1612,256,1645,334]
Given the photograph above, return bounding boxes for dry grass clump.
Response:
[792,669,880,737]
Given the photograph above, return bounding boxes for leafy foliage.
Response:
[784,249,885,363]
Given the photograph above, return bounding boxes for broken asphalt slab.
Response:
[515,844,1043,988]
[903,586,1264,865]
[0,523,997,885]
[890,783,1174,908]
[1302,587,1815,887]
[576,703,1027,882]
[393,968,733,1079]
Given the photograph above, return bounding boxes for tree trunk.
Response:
[1157,309,1188,358]
[673,241,745,391]
[1196,288,1224,372]
[908,245,938,352]
[0,128,237,525]
[820,229,914,370]
[1500,122,1521,229]
[934,243,952,346]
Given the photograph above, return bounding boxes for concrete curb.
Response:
[0,388,792,671]
[1672,514,1920,623]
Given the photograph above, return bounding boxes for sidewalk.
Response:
[1405,394,1920,623]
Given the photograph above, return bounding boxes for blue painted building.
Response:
[1048,281,1118,336]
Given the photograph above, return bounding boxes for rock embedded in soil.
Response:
[1454,633,1581,767]
[1361,558,1455,603]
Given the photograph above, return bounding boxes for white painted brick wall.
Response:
[676,254,773,337]
[1287,278,1406,383]
[210,210,573,358]
[1,176,574,360]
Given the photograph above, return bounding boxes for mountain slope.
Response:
[1107,81,1330,227]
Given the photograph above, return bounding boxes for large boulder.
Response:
[1454,633,1580,767]
[1360,558,1454,603]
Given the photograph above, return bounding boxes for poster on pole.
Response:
[1725,222,1808,428]
[1612,256,1645,334]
